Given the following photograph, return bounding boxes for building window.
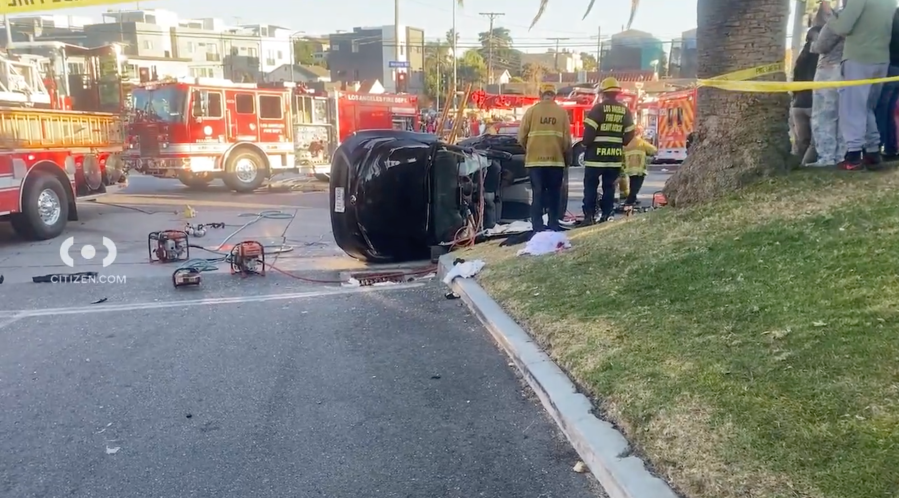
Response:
[258,95,282,119]
[352,41,359,53]
[248,48,258,57]
[67,62,85,75]
[186,41,195,53]
[235,93,255,114]
[143,40,153,50]
[231,47,239,56]
[400,45,404,56]
[332,44,339,51]
[277,50,283,59]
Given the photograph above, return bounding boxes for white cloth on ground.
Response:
[517,231,571,256]
[442,259,486,284]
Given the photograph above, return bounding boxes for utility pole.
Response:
[595,26,602,72]
[479,12,504,85]
[548,37,569,72]
[395,0,401,92]
[452,0,457,100]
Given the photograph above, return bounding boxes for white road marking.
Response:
[0,314,22,330]
[0,284,423,319]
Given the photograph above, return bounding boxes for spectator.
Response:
[829,0,896,170]
[791,26,821,165]
[809,1,846,167]
[875,7,899,160]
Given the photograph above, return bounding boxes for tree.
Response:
[424,41,451,100]
[446,29,459,47]
[656,51,669,78]
[579,52,598,71]
[663,0,792,206]
[455,0,639,31]
[293,39,325,68]
[476,27,521,79]
[521,62,546,95]
[458,50,487,86]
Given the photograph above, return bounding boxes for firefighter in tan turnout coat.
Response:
[518,83,572,232]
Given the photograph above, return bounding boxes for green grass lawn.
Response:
[464,169,899,498]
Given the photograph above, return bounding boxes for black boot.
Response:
[579,211,596,226]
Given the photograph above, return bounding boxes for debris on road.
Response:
[442,259,485,285]
[573,461,587,473]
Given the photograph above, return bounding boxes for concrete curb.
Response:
[438,255,678,498]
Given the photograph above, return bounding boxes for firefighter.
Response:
[518,83,572,232]
[581,77,636,224]
[617,172,630,204]
[622,125,657,205]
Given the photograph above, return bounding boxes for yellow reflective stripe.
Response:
[583,161,623,167]
[527,130,565,138]
[584,118,598,129]
[624,124,636,133]
[593,136,623,143]
[525,162,566,167]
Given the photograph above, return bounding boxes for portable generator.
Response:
[230,241,265,276]
[148,230,190,263]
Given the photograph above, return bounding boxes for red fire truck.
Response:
[0,42,128,240]
[125,79,419,190]
[469,88,638,167]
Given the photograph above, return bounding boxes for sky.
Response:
[35,0,699,54]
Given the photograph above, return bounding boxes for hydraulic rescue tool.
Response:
[230,241,265,276]
[148,230,190,263]
[172,267,202,288]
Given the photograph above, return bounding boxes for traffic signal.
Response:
[396,72,407,93]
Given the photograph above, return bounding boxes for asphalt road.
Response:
[0,175,606,498]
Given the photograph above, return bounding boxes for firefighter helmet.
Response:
[539,83,557,95]
[599,77,622,93]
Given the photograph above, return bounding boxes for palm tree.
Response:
[663,0,792,206]
[455,0,639,31]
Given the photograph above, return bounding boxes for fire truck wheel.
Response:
[179,172,213,189]
[12,172,69,241]
[224,149,267,192]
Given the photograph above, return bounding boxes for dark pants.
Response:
[875,64,899,155]
[625,175,645,205]
[528,167,564,231]
[583,167,622,218]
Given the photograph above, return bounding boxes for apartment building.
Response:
[239,24,293,73]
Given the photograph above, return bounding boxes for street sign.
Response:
[388,61,410,69]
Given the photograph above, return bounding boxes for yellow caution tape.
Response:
[698,60,899,92]
[700,75,899,92]
[709,62,785,82]
[0,0,135,15]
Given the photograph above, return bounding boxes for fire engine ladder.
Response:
[0,52,51,107]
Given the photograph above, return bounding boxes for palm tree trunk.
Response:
[663,0,794,207]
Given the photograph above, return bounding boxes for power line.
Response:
[546,37,569,71]
[479,12,504,84]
